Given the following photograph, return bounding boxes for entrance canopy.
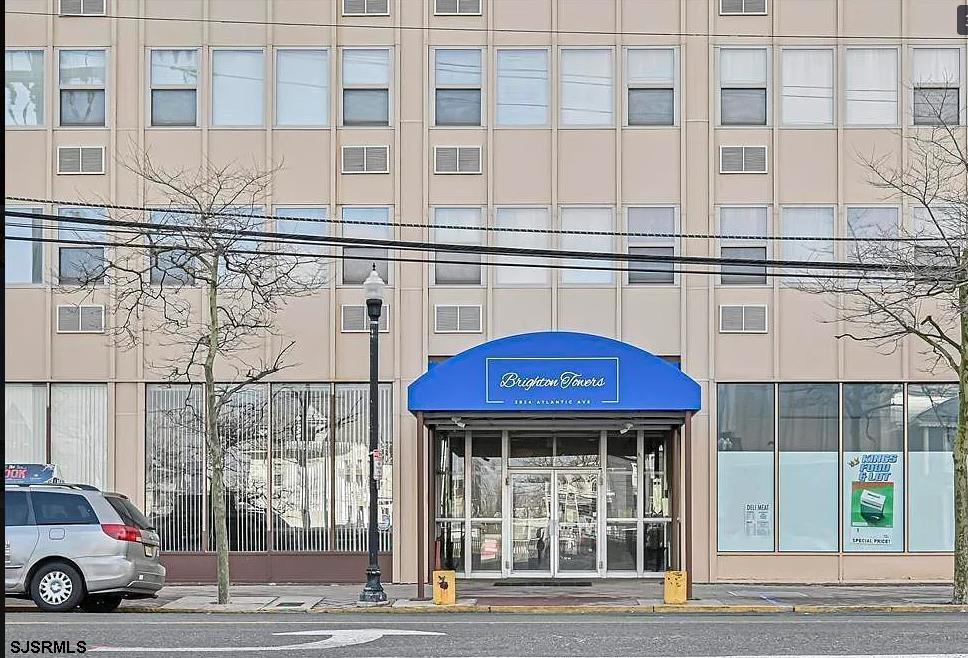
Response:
[408,331,701,417]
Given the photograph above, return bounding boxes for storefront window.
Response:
[717,383,775,552]
[4,383,47,463]
[438,521,464,572]
[508,433,553,467]
[606,433,636,518]
[470,521,502,572]
[908,384,958,551]
[437,431,465,518]
[842,383,904,552]
[471,433,501,518]
[555,433,600,467]
[778,383,838,552]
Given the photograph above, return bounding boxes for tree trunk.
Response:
[954,283,968,604]
[210,459,231,605]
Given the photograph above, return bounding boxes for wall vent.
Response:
[57,305,105,333]
[57,146,105,175]
[342,0,389,16]
[434,146,482,174]
[435,0,482,15]
[434,305,483,333]
[720,0,767,15]
[720,146,768,174]
[342,145,390,174]
[719,304,768,333]
[341,305,390,332]
[60,0,106,16]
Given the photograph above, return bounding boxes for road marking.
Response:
[88,628,444,653]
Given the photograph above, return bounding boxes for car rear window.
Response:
[106,495,153,530]
[31,492,99,525]
[5,491,31,526]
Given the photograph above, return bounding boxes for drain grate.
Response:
[493,580,592,587]
[274,601,306,607]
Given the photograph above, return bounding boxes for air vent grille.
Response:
[57,305,105,333]
[720,146,768,174]
[434,305,483,333]
[57,147,105,175]
[720,0,767,15]
[341,305,390,332]
[343,0,389,15]
[435,0,482,15]
[719,304,768,333]
[60,0,105,16]
[434,146,482,174]
[342,145,390,174]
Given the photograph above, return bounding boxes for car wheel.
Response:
[80,594,123,613]
[30,562,85,612]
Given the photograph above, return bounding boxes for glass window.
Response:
[342,48,390,126]
[276,49,329,126]
[846,48,897,125]
[912,48,960,125]
[720,207,768,285]
[778,383,838,552]
[494,207,550,285]
[148,209,196,286]
[212,50,264,126]
[908,384,958,551]
[5,207,44,284]
[105,496,153,530]
[842,383,904,553]
[719,48,768,125]
[341,206,391,284]
[274,207,329,285]
[437,431,465,518]
[59,49,106,127]
[628,206,676,284]
[606,433,636,518]
[627,48,675,126]
[560,48,613,126]
[438,521,465,572]
[496,49,548,126]
[435,49,482,126]
[846,207,898,263]
[433,207,483,285]
[5,50,44,126]
[781,48,833,126]
[5,492,31,526]
[508,432,553,467]
[780,207,834,282]
[57,207,106,285]
[470,521,501,572]
[471,432,501,518]
[560,207,614,284]
[32,492,99,525]
[150,49,198,126]
[555,433,600,467]
[5,383,47,463]
[50,384,108,489]
[717,383,774,552]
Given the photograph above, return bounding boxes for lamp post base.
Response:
[359,567,388,603]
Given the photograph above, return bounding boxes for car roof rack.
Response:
[5,482,100,492]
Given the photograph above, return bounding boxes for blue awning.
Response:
[408,331,701,413]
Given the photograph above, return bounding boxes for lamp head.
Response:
[363,265,386,304]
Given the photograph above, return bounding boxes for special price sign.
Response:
[843,452,904,552]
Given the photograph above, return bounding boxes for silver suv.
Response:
[4,483,165,612]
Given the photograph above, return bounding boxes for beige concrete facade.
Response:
[4,0,963,584]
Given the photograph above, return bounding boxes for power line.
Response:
[5,196,947,243]
[7,9,967,41]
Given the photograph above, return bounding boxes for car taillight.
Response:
[101,524,143,543]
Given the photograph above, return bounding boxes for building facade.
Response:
[4,0,962,584]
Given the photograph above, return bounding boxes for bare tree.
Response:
[797,92,966,602]
[65,151,330,604]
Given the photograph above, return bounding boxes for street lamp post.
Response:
[360,265,388,603]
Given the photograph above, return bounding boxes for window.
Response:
[341,206,391,284]
[494,207,550,285]
[627,207,676,284]
[717,383,775,552]
[908,384,958,551]
[720,207,768,285]
[560,48,613,126]
[781,48,833,126]
[911,206,960,267]
[433,207,483,285]
[150,49,198,126]
[845,206,897,263]
[627,48,675,126]
[5,492,30,526]
[212,50,264,126]
[343,0,388,15]
[778,383,838,552]
[912,48,960,126]
[846,48,897,125]
[57,206,106,285]
[50,384,108,489]
[274,207,329,285]
[560,207,614,284]
[5,207,43,284]
[32,492,99,525]
[106,496,153,530]
[276,49,329,126]
[59,49,106,126]
[496,49,548,126]
[342,48,390,126]
[5,384,47,463]
[719,48,768,125]
[842,383,904,552]
[780,206,834,281]
[148,210,196,286]
[434,49,482,126]
[5,50,44,126]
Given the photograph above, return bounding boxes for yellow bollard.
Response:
[663,570,687,605]
[432,570,456,605]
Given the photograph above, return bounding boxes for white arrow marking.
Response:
[88,628,444,652]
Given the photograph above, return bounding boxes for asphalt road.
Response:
[4,612,968,657]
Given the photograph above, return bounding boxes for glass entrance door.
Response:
[510,473,552,574]
[555,472,599,574]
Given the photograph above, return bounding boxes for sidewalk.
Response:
[6,581,967,614]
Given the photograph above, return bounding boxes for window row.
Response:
[7,46,963,129]
[717,382,959,554]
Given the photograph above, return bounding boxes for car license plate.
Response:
[144,545,156,558]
